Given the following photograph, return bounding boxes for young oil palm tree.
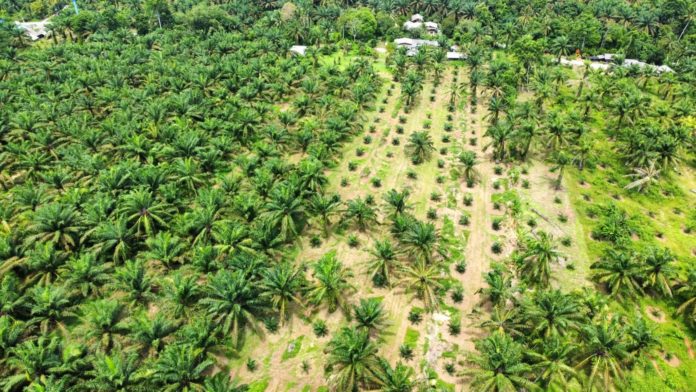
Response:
[457,151,480,184]
[590,249,643,300]
[79,299,128,353]
[307,193,341,237]
[401,220,438,264]
[129,312,179,357]
[383,189,412,218]
[527,335,577,391]
[640,247,676,297]
[405,131,434,164]
[86,352,143,392]
[520,290,581,338]
[576,316,630,391]
[353,298,389,336]
[344,198,378,232]
[373,359,417,392]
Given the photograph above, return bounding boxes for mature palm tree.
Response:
[639,247,676,297]
[527,335,577,391]
[383,189,411,218]
[150,343,214,392]
[550,36,573,62]
[142,231,186,270]
[86,353,143,392]
[405,131,434,164]
[91,218,133,264]
[260,262,305,324]
[307,193,341,237]
[129,312,178,357]
[400,221,438,264]
[461,331,535,392]
[308,252,355,315]
[79,299,128,353]
[200,270,265,345]
[576,316,630,391]
[118,189,171,237]
[203,373,248,392]
[263,183,306,241]
[549,150,571,190]
[28,284,74,334]
[479,267,514,307]
[326,327,381,392]
[399,261,445,311]
[457,151,479,185]
[373,359,416,392]
[26,203,82,250]
[2,336,63,392]
[624,161,661,192]
[675,268,696,327]
[113,260,154,306]
[164,272,200,318]
[518,232,561,288]
[364,239,401,287]
[353,298,389,336]
[344,198,378,232]
[520,290,581,337]
[590,250,643,300]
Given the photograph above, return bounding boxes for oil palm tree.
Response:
[518,232,561,288]
[373,359,416,392]
[260,262,306,324]
[118,189,171,237]
[25,203,82,250]
[399,261,445,311]
[405,131,434,164]
[520,290,581,337]
[344,198,378,232]
[307,193,341,237]
[640,247,676,297]
[576,316,630,391]
[79,299,128,353]
[326,327,381,392]
[129,312,178,357]
[527,335,577,391]
[675,268,696,327]
[200,270,265,345]
[86,353,143,392]
[401,221,438,264]
[60,253,111,298]
[150,343,214,392]
[590,249,643,300]
[308,252,355,315]
[364,239,401,287]
[383,189,412,218]
[461,331,535,392]
[353,298,389,336]
[457,151,479,184]
[262,183,306,241]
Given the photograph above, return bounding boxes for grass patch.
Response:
[404,327,420,347]
[281,335,304,361]
[248,377,270,392]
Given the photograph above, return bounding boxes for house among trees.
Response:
[394,38,439,56]
[446,51,466,60]
[403,13,439,35]
[14,19,50,41]
[289,45,307,56]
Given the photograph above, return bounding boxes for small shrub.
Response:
[492,217,503,231]
[396,125,404,134]
[392,137,400,146]
[313,320,328,337]
[369,125,376,133]
[446,114,454,121]
[439,147,447,155]
[264,317,279,333]
[399,345,414,360]
[310,236,322,248]
[492,180,501,190]
[427,208,437,220]
[558,213,568,223]
[455,260,467,273]
[423,120,432,129]
[448,318,461,335]
[407,170,417,179]
[436,175,445,184]
[365,195,375,205]
[494,166,503,175]
[348,161,358,171]
[371,177,382,188]
[408,308,423,324]
[430,192,442,202]
[521,179,530,189]
[493,201,501,210]
[561,236,572,247]
[382,97,388,104]
[469,138,477,146]
[386,151,394,158]
[340,178,348,187]
[445,363,456,375]
[459,214,470,226]
[444,123,453,132]
[491,241,503,254]
[554,196,562,204]
[379,106,385,113]
[463,194,473,206]
[451,286,464,303]
[363,135,372,144]
[466,178,475,188]
[246,358,257,372]
[437,159,445,168]
[399,115,407,124]
[347,234,359,248]
[441,135,451,143]
[356,147,365,157]
[566,263,576,270]
[521,167,529,175]
[426,112,432,119]
[527,218,537,228]
[430,95,436,102]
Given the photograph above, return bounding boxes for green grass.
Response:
[281,335,304,361]
[404,327,420,347]
[248,377,270,392]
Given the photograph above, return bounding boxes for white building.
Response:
[14,19,50,41]
[446,52,466,60]
[403,13,439,35]
[289,45,307,56]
